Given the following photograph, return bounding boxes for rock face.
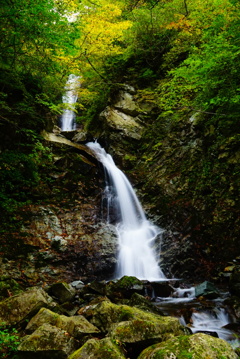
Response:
[100,106,143,140]
[138,333,238,359]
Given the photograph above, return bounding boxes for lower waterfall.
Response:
[87,141,166,281]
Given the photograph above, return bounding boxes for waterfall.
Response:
[87,141,166,281]
[60,74,80,131]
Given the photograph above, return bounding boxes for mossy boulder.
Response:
[18,323,77,359]
[48,282,76,304]
[137,333,238,359]
[130,292,164,315]
[0,287,55,326]
[109,316,184,345]
[26,308,100,339]
[83,300,184,338]
[68,337,126,359]
[105,276,145,299]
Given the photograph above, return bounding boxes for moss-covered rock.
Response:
[83,300,184,337]
[26,307,100,338]
[137,333,238,359]
[18,323,77,359]
[0,287,55,326]
[68,337,126,359]
[105,276,145,299]
[109,317,184,345]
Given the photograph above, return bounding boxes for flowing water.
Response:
[60,74,80,131]
[87,141,166,281]
[86,141,239,348]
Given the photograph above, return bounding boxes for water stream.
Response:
[87,141,166,281]
[60,74,80,131]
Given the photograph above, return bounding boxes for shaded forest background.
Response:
[0,0,239,277]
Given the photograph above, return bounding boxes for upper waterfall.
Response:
[87,141,166,281]
[60,74,80,132]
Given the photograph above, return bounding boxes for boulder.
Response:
[151,282,174,298]
[68,337,126,359]
[130,292,164,315]
[83,300,184,338]
[137,333,238,359]
[0,287,55,326]
[195,281,219,299]
[105,276,145,299]
[48,282,76,304]
[26,308,100,339]
[18,323,77,359]
[109,316,184,345]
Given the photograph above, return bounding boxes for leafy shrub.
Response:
[0,323,20,358]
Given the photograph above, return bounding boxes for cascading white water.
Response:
[87,141,166,281]
[60,74,80,131]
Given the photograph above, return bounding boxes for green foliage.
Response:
[0,323,20,359]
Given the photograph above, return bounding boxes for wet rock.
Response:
[151,282,174,298]
[0,287,56,326]
[195,281,219,299]
[72,131,88,143]
[71,281,85,290]
[18,323,77,359]
[26,307,100,339]
[137,333,238,359]
[105,276,145,299]
[68,337,126,359]
[48,282,76,304]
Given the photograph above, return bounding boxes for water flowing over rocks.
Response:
[0,277,238,359]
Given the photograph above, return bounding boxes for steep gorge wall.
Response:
[0,84,239,285]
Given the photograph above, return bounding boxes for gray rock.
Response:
[114,90,139,116]
[195,281,219,299]
[100,106,143,140]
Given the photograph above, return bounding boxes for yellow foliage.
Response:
[75,1,132,59]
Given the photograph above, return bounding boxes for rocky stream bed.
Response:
[0,275,240,358]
